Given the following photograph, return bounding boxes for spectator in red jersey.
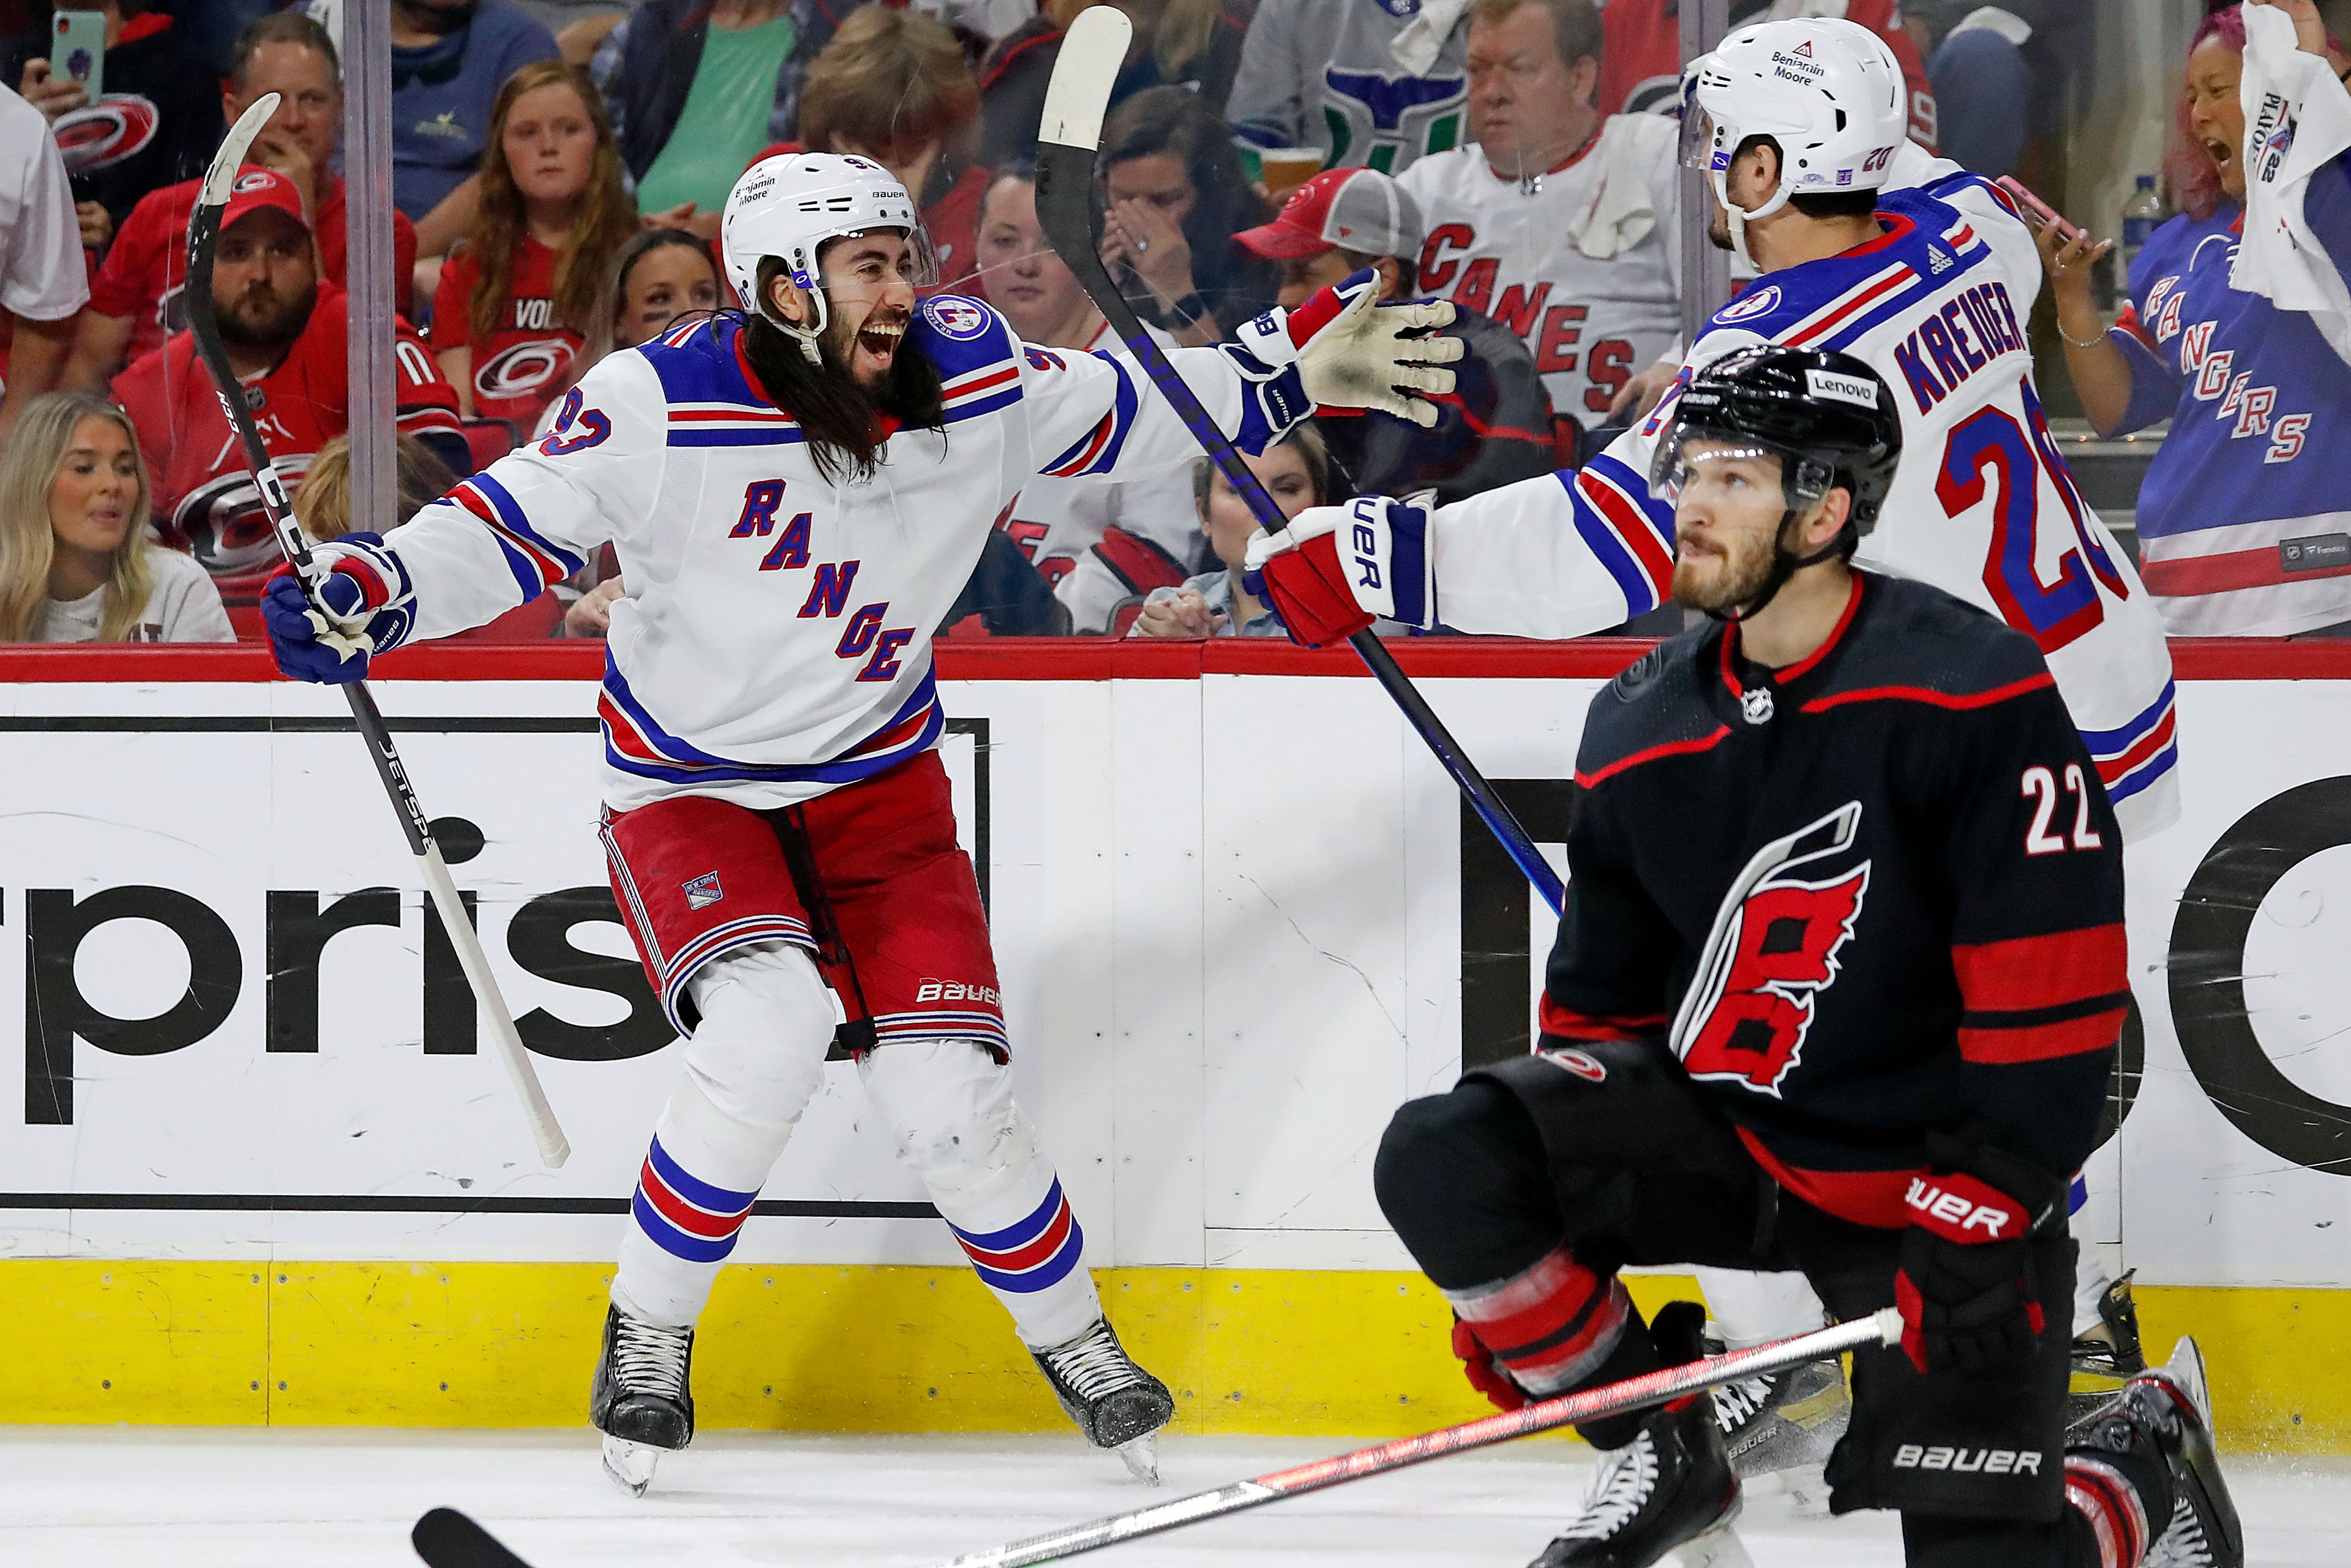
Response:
[109,168,465,602]
[795,5,989,288]
[62,12,421,392]
[1594,0,1937,151]
[7,2,227,243]
[433,59,637,432]
[0,391,231,642]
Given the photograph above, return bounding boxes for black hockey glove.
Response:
[1893,1133,2067,1376]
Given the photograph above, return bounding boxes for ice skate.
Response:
[1532,1307,1747,1568]
[1701,1334,1847,1516]
[1032,1316,1175,1483]
[590,1304,696,1497]
[2068,1335,2242,1568]
[2068,1270,2147,1421]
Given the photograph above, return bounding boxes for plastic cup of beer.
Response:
[1259,148,1325,202]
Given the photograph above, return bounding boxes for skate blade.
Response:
[1115,1432,1161,1485]
[601,1435,661,1498]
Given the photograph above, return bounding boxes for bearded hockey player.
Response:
[1371,347,2240,1568]
[1252,13,2169,1481]
[259,151,1459,1495]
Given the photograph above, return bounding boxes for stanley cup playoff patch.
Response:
[681,871,726,911]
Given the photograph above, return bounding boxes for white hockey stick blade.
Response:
[421,845,569,1168]
[936,1309,1901,1568]
[204,93,280,204]
[1039,7,1131,149]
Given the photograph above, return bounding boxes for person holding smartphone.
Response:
[5,4,225,244]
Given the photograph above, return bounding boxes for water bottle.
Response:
[2121,176,2163,280]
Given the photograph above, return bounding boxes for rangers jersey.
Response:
[1412,162,2180,839]
[992,318,1203,634]
[1546,571,2122,1221]
[368,297,1299,811]
[1397,114,1682,430]
[1228,0,1468,174]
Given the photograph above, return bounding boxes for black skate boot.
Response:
[590,1302,696,1497]
[1032,1316,1176,1484]
[2068,1270,2147,1422]
[2068,1335,2242,1568]
[1531,1304,1747,1568]
[1704,1337,1848,1517]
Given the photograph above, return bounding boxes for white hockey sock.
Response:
[613,943,836,1327]
[859,1038,1103,1349]
[1693,1266,1827,1350]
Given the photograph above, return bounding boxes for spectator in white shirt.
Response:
[0,83,90,447]
[0,392,232,643]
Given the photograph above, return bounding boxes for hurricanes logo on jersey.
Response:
[1675,803,1869,1098]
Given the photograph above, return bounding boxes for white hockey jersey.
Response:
[371,298,1294,811]
[1397,114,1682,429]
[1419,167,2180,839]
[992,318,1204,634]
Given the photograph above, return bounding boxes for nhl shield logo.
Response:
[681,872,725,911]
[1741,687,1775,726]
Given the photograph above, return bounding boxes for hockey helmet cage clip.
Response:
[1681,17,1907,268]
[722,152,939,362]
[1650,345,1902,531]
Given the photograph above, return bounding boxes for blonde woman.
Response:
[0,394,231,644]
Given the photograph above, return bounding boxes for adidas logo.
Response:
[1927,246,1954,274]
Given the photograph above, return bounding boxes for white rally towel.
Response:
[1390,0,1473,77]
[2233,2,2351,367]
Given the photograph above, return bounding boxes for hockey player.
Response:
[1396,0,1684,444]
[1253,10,2172,1491]
[257,151,1460,1493]
[1371,345,2240,1568]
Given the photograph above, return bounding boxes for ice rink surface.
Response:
[5,1428,2348,1567]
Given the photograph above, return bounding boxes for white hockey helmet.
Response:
[721,151,939,360]
[1679,18,1906,267]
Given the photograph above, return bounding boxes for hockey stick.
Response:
[1034,9,1567,918]
[934,1308,1900,1567]
[403,1310,1897,1568]
[188,97,570,1168]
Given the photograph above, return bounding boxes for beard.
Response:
[216,277,317,355]
[824,299,914,390]
[737,306,944,487]
[1709,204,1734,252]
[1671,518,1783,615]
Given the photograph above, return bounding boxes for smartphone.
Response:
[52,9,105,102]
[1995,176,2083,245]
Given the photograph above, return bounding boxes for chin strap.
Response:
[1704,511,1849,625]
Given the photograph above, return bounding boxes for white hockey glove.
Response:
[1231,272,1463,426]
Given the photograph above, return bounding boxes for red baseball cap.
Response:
[220,165,311,234]
[1235,168,1423,262]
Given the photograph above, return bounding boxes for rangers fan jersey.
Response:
[1414,163,2180,839]
[111,286,463,598]
[369,298,1299,811]
[1398,114,1681,429]
[1545,571,2122,1224]
[433,234,587,429]
[1228,0,1468,174]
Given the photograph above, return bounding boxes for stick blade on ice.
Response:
[413,1507,536,1568]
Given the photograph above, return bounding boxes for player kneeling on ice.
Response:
[258,151,1460,1496]
[1364,349,2241,1568]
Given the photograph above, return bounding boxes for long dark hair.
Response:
[733,260,947,487]
[1101,86,1273,312]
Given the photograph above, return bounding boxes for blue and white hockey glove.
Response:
[1230,271,1461,427]
[261,533,418,684]
[1243,495,1434,646]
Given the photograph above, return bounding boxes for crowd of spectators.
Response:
[0,0,2342,644]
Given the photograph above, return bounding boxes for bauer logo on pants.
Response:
[1893,1444,2043,1476]
[681,872,725,910]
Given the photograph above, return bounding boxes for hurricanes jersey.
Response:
[1228,0,1468,174]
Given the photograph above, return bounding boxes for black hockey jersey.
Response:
[1543,571,2124,1228]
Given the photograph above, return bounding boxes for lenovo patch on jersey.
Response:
[681,872,725,911]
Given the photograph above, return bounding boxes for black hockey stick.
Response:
[934,1308,1900,1567]
[1033,9,1567,918]
[188,97,569,1166]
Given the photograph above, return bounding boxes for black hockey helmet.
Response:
[1648,345,1903,538]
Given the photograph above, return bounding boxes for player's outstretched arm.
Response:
[262,354,660,682]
